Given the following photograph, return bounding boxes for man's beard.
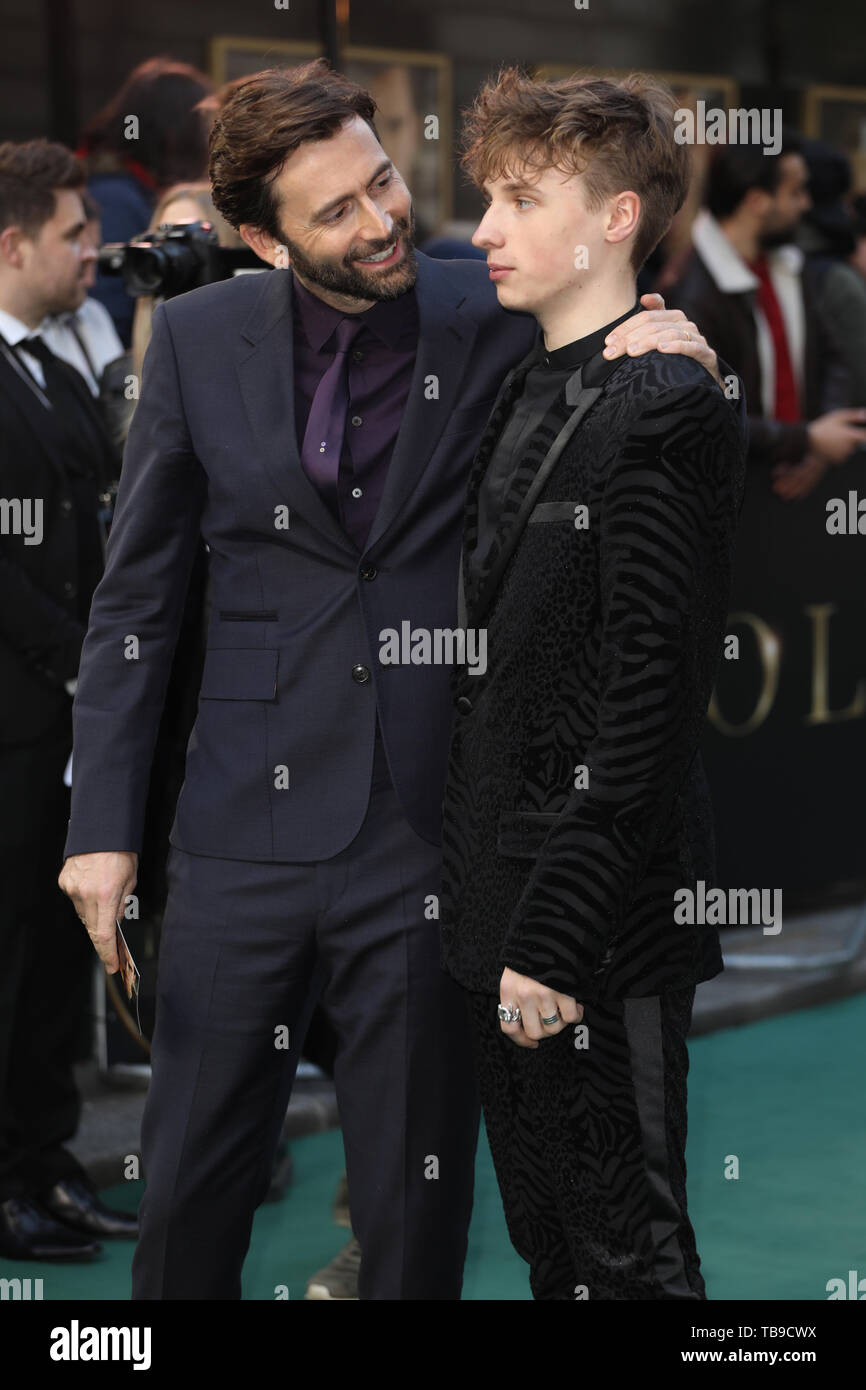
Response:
[281,206,418,301]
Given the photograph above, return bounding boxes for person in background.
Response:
[39,190,129,471]
[850,194,866,283]
[40,191,125,398]
[0,139,136,1261]
[666,136,866,500]
[76,56,214,348]
[797,140,866,408]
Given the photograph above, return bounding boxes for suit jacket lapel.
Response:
[364,252,481,553]
[462,364,608,628]
[235,269,357,558]
[0,343,84,484]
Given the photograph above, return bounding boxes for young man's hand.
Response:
[498,966,583,1048]
[603,292,722,387]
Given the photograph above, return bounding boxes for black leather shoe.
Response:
[0,1196,102,1261]
[38,1176,139,1239]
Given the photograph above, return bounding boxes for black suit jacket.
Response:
[63,254,538,862]
[439,348,747,1001]
[0,341,115,746]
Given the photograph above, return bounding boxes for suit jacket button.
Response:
[456,695,472,714]
[352,664,371,684]
[360,563,377,580]
[60,498,72,513]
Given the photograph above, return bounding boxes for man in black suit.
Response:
[0,139,137,1260]
[58,61,725,1299]
[439,68,748,1299]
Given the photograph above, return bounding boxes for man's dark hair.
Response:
[0,139,85,237]
[209,59,379,242]
[706,131,804,220]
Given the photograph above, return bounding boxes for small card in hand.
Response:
[115,918,139,999]
[115,918,143,1036]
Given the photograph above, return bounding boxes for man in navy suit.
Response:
[59,59,723,1300]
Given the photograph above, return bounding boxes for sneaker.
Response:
[305,1236,361,1299]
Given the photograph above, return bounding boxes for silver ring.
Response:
[540,1011,560,1026]
[498,1002,521,1024]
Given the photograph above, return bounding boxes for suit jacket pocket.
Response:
[497,809,560,858]
[528,501,584,523]
[199,647,279,700]
[218,609,278,621]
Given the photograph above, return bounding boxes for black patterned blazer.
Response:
[438,345,747,1001]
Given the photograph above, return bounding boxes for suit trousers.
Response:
[131,733,480,1299]
[0,713,92,1201]
[465,984,706,1300]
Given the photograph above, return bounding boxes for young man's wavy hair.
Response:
[209,59,379,243]
[460,66,691,272]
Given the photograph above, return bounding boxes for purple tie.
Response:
[300,316,364,509]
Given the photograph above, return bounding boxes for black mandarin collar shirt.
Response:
[474,301,641,570]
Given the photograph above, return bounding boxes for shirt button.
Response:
[351,415,362,427]
[456,695,472,714]
[60,498,72,513]
[351,487,363,499]
[352,664,371,684]
[63,580,77,596]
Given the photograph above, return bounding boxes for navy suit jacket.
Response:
[63,251,538,862]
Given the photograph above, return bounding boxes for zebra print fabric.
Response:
[439,348,747,1001]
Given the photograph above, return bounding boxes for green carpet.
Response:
[5,991,865,1300]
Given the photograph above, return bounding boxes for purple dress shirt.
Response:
[291,271,419,551]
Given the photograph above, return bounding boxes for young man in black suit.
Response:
[439,68,747,1299]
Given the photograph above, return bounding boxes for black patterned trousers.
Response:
[466,985,707,1300]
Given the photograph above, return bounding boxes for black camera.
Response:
[97,220,267,299]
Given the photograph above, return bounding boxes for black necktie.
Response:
[18,332,67,400]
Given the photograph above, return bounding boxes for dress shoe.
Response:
[0,1196,102,1261]
[38,1176,139,1239]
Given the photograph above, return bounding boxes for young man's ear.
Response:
[606,192,641,247]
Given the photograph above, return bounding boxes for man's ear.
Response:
[606,191,641,246]
[238,223,288,269]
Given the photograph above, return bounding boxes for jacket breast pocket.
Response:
[218,609,278,622]
[199,647,279,701]
[528,501,585,524]
[439,395,499,440]
[497,810,560,858]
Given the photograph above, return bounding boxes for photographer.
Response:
[0,139,135,1260]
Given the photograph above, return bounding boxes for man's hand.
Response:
[771,453,830,501]
[498,966,583,1049]
[602,292,723,387]
[807,408,866,465]
[58,851,139,973]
